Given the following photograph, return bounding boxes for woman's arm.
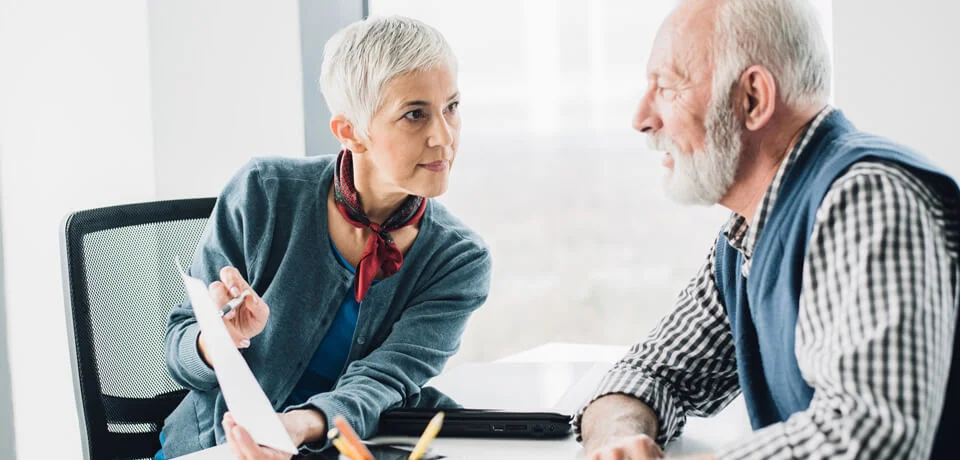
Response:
[286,240,492,450]
[164,160,275,391]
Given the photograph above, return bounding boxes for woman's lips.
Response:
[419,160,449,172]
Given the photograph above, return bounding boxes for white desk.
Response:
[370,343,752,459]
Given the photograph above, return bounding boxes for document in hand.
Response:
[175,259,298,456]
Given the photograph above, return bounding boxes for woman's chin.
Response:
[409,179,449,198]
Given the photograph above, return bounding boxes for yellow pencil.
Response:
[408,411,445,460]
[328,428,362,460]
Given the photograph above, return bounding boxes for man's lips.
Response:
[661,152,674,168]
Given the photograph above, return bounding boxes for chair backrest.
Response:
[60,198,216,460]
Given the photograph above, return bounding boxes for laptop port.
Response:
[506,424,527,432]
[492,424,505,432]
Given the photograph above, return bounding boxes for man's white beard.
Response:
[648,89,743,206]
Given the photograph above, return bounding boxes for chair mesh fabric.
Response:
[64,199,215,460]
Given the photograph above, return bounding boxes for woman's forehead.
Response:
[381,67,459,106]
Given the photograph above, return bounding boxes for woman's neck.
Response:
[350,155,409,224]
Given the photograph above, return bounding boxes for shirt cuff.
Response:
[573,368,687,446]
[177,324,218,385]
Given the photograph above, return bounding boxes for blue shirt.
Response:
[283,238,373,407]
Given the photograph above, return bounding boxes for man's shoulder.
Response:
[826,160,954,213]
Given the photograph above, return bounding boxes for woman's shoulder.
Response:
[243,155,336,184]
[422,200,490,258]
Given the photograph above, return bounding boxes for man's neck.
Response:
[720,104,826,224]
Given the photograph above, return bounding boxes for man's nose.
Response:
[633,90,662,134]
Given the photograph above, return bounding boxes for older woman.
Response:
[158,16,491,459]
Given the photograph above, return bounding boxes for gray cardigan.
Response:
[161,155,491,458]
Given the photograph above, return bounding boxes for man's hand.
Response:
[222,412,293,460]
[587,433,664,460]
[581,394,661,454]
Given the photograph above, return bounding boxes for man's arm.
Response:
[576,242,741,451]
[717,163,958,459]
[581,394,660,453]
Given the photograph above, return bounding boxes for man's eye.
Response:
[403,109,426,121]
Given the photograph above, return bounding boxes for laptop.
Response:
[377,361,611,439]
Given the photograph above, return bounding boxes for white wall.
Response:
[0,1,157,458]
[0,1,310,458]
[0,149,16,460]
[148,0,307,199]
[833,0,960,177]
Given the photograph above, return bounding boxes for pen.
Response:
[219,289,252,318]
[333,415,375,460]
[328,428,362,460]
[408,411,444,460]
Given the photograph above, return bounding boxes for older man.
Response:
[577,0,959,459]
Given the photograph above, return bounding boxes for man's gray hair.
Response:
[320,15,457,140]
[712,0,831,107]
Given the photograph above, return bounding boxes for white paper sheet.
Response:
[174,258,298,456]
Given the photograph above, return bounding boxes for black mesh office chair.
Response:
[60,198,216,460]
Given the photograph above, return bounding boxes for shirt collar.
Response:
[723,105,835,275]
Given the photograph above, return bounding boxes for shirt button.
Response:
[356,336,366,345]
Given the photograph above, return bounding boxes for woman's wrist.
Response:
[286,408,327,446]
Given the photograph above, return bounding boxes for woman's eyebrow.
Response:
[399,100,429,108]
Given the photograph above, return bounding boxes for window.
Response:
[370,0,834,363]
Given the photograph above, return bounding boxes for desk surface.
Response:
[177,343,751,459]
[369,343,751,459]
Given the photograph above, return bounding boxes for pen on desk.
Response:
[333,415,375,460]
[219,289,252,318]
[328,428,362,460]
[408,411,444,460]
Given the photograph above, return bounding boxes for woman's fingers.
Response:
[217,266,269,330]
[219,266,251,296]
[208,280,232,312]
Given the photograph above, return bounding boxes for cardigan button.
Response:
[356,336,366,345]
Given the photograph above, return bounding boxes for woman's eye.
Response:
[446,101,460,113]
[403,109,426,121]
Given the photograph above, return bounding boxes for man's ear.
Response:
[738,65,777,132]
[329,115,368,153]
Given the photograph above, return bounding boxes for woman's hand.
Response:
[198,266,270,366]
[278,409,327,447]
[223,412,293,460]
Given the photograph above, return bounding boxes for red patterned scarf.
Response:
[333,150,426,302]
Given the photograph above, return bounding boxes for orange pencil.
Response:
[333,415,374,460]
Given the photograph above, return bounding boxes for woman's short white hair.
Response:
[320,15,457,140]
[712,0,831,108]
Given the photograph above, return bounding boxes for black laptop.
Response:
[377,361,610,439]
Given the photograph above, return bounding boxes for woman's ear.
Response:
[330,115,368,153]
[738,64,777,132]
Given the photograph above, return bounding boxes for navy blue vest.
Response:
[713,110,960,431]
